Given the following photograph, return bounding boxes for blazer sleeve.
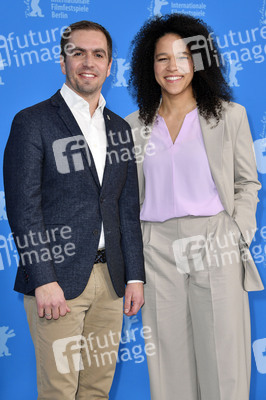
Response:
[232,106,261,246]
[118,122,146,283]
[3,111,58,293]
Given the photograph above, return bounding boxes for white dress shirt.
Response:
[61,83,106,249]
[60,84,142,284]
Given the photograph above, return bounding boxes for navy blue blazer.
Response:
[3,90,145,299]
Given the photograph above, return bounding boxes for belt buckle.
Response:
[95,248,106,264]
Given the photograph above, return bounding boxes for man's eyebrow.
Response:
[93,48,107,55]
[70,46,86,53]
[69,47,107,55]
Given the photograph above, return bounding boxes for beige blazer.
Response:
[125,101,264,291]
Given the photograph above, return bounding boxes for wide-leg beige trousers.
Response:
[142,211,251,400]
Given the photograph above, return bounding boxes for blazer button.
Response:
[93,229,99,236]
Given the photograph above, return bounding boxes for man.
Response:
[3,20,145,400]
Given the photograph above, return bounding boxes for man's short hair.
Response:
[60,20,112,62]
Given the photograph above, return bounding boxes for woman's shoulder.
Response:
[125,110,152,146]
[219,101,251,137]
[125,109,143,128]
[221,101,247,120]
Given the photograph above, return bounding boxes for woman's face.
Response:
[154,33,194,99]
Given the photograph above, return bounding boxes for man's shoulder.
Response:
[14,90,61,122]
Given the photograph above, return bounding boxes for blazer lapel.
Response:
[101,109,114,190]
[199,112,228,210]
[51,91,101,190]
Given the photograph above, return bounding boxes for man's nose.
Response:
[82,53,94,68]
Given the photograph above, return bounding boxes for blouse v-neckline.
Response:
[157,107,198,145]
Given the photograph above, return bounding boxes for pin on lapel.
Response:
[107,114,110,120]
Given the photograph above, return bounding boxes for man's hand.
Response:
[35,282,71,320]
[124,282,144,316]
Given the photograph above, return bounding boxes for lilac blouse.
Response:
[140,108,224,222]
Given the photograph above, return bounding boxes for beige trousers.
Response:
[142,211,251,400]
[24,263,123,400]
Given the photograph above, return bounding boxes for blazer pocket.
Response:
[223,211,241,244]
[228,216,242,243]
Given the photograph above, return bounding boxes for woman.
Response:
[125,14,263,400]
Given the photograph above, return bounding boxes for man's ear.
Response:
[107,58,113,77]
[60,56,66,76]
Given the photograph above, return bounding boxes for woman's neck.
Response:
[159,91,197,119]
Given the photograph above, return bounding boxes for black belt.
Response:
[94,248,106,264]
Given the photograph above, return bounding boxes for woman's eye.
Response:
[177,56,189,61]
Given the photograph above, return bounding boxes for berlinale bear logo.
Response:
[112,57,131,87]
[148,0,169,17]
[0,326,16,357]
[25,0,44,18]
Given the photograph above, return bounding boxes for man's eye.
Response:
[95,53,103,58]
[73,52,82,57]
[158,57,167,62]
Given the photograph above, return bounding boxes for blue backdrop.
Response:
[0,1,266,399]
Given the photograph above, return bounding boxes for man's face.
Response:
[60,29,112,101]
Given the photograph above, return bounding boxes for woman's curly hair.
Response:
[128,13,232,125]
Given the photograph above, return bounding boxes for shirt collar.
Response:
[60,83,106,115]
